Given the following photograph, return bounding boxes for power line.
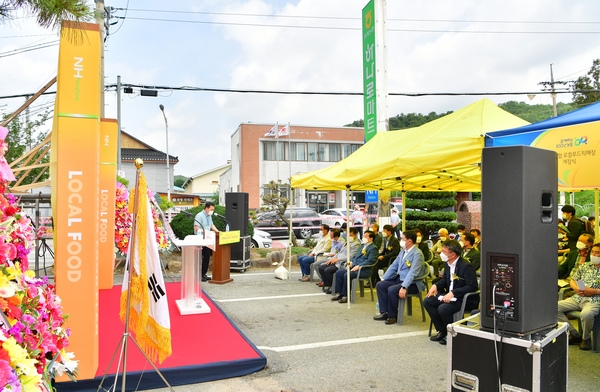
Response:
[113,15,600,34]
[118,7,600,25]
[3,82,598,103]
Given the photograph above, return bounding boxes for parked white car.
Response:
[320,208,348,227]
[251,229,273,248]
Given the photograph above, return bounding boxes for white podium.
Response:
[172,233,216,315]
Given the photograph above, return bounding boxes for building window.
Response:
[307,143,318,161]
[318,144,329,161]
[329,144,341,161]
[264,141,276,160]
[294,142,307,161]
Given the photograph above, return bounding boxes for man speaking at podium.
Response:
[195,202,220,281]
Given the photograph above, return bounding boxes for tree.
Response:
[3,112,51,185]
[257,180,298,245]
[0,0,91,29]
[571,59,600,107]
[173,175,187,188]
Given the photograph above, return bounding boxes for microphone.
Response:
[213,213,230,231]
[183,211,205,239]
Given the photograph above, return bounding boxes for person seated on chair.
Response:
[370,223,383,251]
[370,224,401,286]
[331,230,378,303]
[319,228,361,294]
[558,233,593,280]
[461,232,480,272]
[424,240,478,345]
[470,228,482,251]
[431,228,449,277]
[558,224,570,257]
[415,228,431,262]
[315,228,345,287]
[298,224,331,282]
[557,242,600,350]
[374,230,427,324]
[340,222,348,241]
[562,205,586,251]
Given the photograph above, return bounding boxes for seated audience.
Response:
[558,224,570,257]
[461,232,480,271]
[331,230,378,303]
[318,228,361,293]
[415,228,431,262]
[370,224,401,286]
[470,228,481,251]
[431,228,449,277]
[558,233,593,280]
[424,240,478,345]
[557,242,600,350]
[562,205,585,251]
[297,224,331,282]
[373,230,427,324]
[315,228,345,286]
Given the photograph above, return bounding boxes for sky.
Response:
[1,0,600,178]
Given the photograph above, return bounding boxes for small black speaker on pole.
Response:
[480,145,558,334]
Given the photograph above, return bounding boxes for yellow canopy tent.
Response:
[291,99,530,192]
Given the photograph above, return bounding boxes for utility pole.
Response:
[95,0,105,117]
[538,64,572,207]
[538,64,570,118]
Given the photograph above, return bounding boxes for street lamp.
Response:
[159,104,171,222]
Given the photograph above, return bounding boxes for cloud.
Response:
[2,0,600,177]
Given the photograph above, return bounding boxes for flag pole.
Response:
[275,122,280,183]
[97,158,175,392]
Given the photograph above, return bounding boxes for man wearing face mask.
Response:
[374,230,427,324]
[557,243,600,350]
[319,227,361,294]
[370,225,401,286]
[431,228,449,277]
[331,230,378,303]
[561,205,585,251]
[558,233,593,280]
[424,240,478,345]
[194,201,220,282]
[298,224,332,282]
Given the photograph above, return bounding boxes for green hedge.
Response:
[406,198,456,211]
[406,191,456,200]
[405,220,458,233]
[405,211,457,222]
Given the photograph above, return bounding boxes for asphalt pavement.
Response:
[30,244,598,391]
[146,265,599,392]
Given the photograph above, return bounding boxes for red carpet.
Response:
[57,282,266,391]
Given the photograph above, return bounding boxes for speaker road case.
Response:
[447,315,568,392]
[230,235,251,272]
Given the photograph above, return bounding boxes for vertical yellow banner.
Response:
[100,118,117,289]
[50,21,101,380]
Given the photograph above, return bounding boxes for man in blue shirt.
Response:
[374,230,426,324]
[195,201,220,281]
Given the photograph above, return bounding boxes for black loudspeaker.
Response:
[480,145,558,334]
[225,192,249,236]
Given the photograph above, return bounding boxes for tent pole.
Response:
[401,191,406,232]
[346,189,351,309]
[595,190,599,243]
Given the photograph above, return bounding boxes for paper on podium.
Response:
[173,233,216,251]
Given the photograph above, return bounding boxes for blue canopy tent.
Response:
[485,101,600,191]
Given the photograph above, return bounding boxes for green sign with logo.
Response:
[362,0,377,142]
